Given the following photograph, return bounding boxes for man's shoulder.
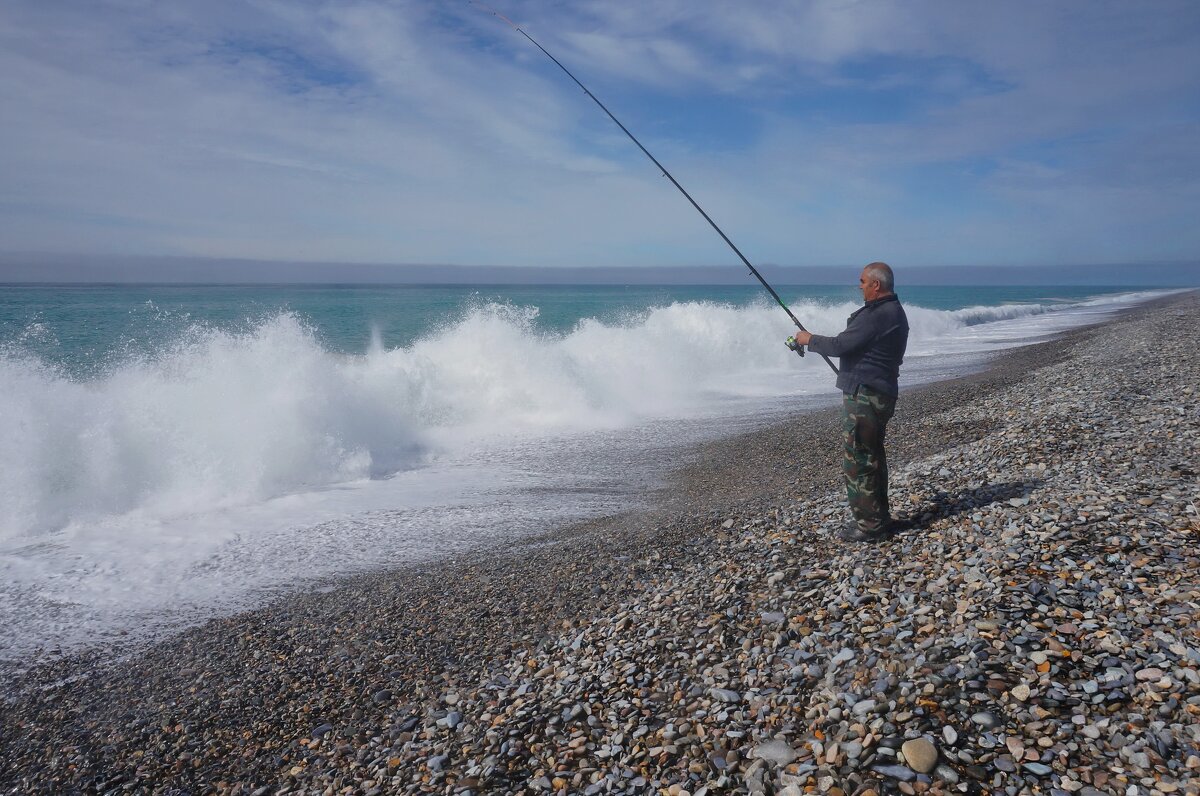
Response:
[873,295,909,328]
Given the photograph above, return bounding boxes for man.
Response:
[790,262,910,542]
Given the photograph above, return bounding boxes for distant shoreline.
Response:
[2,253,1198,286]
[0,281,1186,289]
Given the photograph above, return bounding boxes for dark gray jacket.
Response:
[807,294,909,396]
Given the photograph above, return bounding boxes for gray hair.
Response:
[863,261,894,292]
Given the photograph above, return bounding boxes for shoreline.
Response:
[0,288,1172,668]
[0,296,1068,683]
[2,291,1197,794]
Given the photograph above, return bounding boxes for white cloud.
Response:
[0,0,1197,267]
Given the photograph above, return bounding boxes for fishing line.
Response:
[474,3,838,374]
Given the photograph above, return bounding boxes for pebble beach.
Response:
[2,291,1198,796]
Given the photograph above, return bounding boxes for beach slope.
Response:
[3,292,1198,795]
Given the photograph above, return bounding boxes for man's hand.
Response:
[792,330,813,346]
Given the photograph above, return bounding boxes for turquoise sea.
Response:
[0,283,1143,376]
[0,282,1172,660]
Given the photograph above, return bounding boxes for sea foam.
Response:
[0,289,1172,659]
[0,292,1165,541]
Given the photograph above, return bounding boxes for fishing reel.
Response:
[784,336,806,357]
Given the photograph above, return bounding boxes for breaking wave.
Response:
[0,290,1166,539]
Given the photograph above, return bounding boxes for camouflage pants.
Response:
[842,386,897,533]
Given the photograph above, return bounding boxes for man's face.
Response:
[859,269,882,302]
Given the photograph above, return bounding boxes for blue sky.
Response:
[1,1,1198,269]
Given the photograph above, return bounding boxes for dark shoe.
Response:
[838,516,912,542]
[838,522,891,542]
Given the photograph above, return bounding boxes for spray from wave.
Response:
[1,315,422,538]
[0,291,1164,540]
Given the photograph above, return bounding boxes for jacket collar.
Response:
[865,292,899,308]
[850,292,898,318]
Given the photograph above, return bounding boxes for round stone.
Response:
[901,738,938,773]
[970,712,1000,729]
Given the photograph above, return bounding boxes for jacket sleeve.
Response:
[806,313,876,358]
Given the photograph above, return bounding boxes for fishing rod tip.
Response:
[470,0,519,29]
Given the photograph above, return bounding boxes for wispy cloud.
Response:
[0,0,1197,268]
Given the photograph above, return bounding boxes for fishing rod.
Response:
[475,4,839,375]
